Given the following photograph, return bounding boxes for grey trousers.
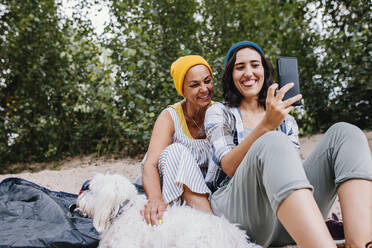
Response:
[210,122,372,247]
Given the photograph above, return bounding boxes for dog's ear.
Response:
[91,188,122,233]
[91,176,137,232]
[88,174,138,232]
[92,204,116,232]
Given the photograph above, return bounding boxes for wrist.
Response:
[148,196,163,202]
[258,120,273,134]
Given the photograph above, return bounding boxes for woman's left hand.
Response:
[261,83,302,131]
[141,198,168,226]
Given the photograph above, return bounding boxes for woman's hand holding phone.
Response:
[261,83,302,131]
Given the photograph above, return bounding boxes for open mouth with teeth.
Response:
[241,79,257,87]
[197,94,212,102]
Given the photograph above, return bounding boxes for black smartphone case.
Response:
[277,57,302,106]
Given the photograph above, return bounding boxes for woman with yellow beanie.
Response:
[140,55,214,226]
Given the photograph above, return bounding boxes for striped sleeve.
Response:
[205,102,235,167]
[285,115,300,149]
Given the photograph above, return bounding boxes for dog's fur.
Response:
[76,173,261,248]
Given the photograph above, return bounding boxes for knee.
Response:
[163,143,188,153]
[261,130,288,142]
[327,122,364,140]
[249,131,302,171]
[329,122,360,134]
[159,143,191,165]
[257,131,294,152]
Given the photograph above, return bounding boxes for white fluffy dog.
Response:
[76,173,261,248]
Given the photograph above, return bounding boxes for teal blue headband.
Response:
[224,41,265,66]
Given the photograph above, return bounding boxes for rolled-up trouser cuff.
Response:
[271,181,314,214]
[335,173,372,187]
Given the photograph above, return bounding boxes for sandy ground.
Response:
[1,131,371,247]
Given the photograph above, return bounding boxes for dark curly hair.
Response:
[222,45,274,108]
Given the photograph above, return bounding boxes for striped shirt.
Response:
[204,102,300,192]
[152,102,212,203]
[165,102,210,177]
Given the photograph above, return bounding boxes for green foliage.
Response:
[302,0,372,131]
[1,0,72,164]
[1,0,370,169]
[0,0,116,168]
[106,0,203,156]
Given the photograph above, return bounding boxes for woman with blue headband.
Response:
[204,41,372,247]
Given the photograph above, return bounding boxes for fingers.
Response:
[142,201,167,226]
[285,105,295,114]
[267,83,278,100]
[263,83,299,130]
[144,206,152,226]
[269,82,302,107]
[150,208,158,226]
[283,93,302,107]
[142,202,155,226]
[155,202,167,225]
[275,82,294,101]
[157,205,167,222]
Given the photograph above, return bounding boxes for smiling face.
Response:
[182,64,214,109]
[232,48,264,100]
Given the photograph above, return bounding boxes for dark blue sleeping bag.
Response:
[0,177,99,248]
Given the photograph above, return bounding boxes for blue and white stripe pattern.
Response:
[158,107,211,204]
[204,102,300,192]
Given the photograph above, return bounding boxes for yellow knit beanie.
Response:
[170,55,213,96]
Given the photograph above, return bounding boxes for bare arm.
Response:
[220,83,302,177]
[220,124,270,177]
[142,109,174,225]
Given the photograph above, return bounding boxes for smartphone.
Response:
[276,57,302,106]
